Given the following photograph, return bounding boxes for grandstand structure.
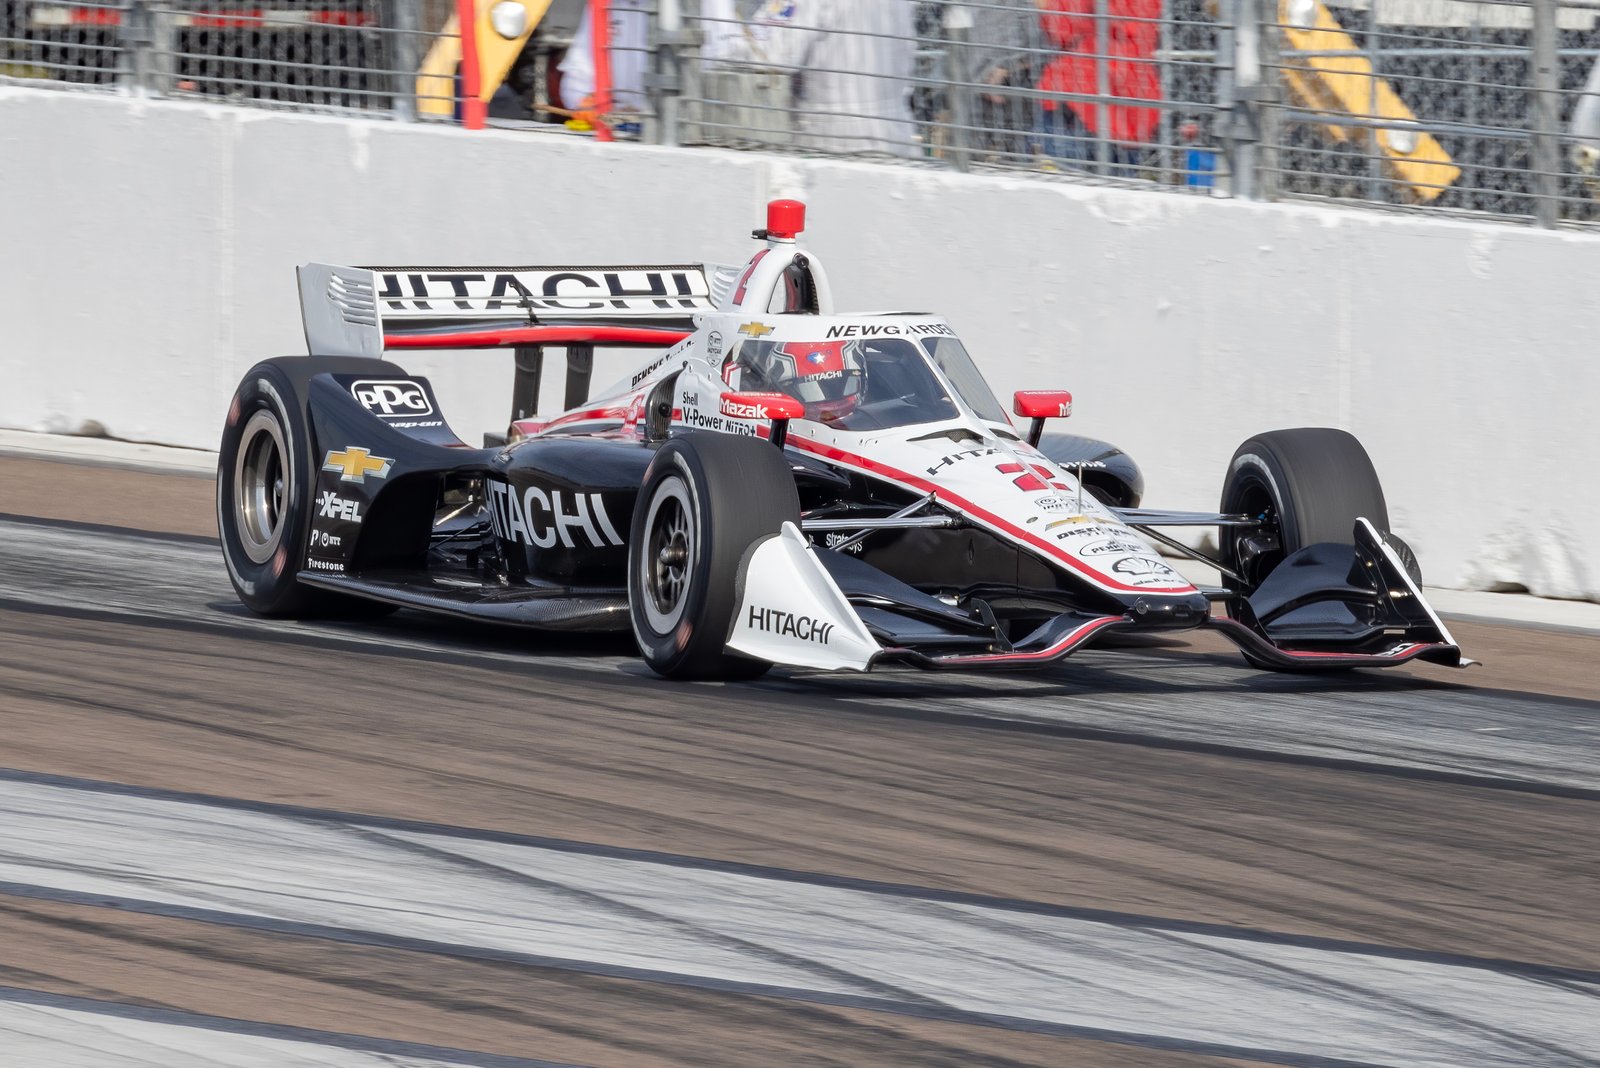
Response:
[3,0,1598,226]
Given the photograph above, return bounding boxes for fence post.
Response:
[1222,0,1262,198]
[945,6,973,174]
[458,0,486,128]
[120,0,153,96]
[1255,0,1280,199]
[385,0,419,120]
[1095,0,1111,173]
[649,0,685,145]
[1531,0,1560,226]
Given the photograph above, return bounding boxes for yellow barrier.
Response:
[1277,0,1459,201]
[416,0,552,118]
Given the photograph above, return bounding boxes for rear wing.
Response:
[298,262,741,357]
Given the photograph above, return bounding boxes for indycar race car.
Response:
[217,200,1469,678]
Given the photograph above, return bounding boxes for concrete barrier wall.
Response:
[2,86,1595,599]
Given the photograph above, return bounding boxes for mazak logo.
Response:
[486,481,624,550]
[721,398,771,420]
[747,606,834,644]
[323,447,393,483]
[352,380,433,418]
[317,491,362,522]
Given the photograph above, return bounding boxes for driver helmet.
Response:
[733,339,867,422]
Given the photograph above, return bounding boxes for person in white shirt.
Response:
[559,0,651,114]
[699,0,918,157]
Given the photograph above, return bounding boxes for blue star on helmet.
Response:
[805,351,829,365]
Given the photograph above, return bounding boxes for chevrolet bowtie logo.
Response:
[738,321,774,338]
[1045,514,1097,530]
[323,447,393,483]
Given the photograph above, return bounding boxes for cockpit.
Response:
[724,332,1010,432]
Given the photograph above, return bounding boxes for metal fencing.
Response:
[1,0,451,113]
[6,0,1600,226]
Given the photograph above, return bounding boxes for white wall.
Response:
[2,86,1595,599]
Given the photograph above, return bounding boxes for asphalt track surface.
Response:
[1,456,1597,1066]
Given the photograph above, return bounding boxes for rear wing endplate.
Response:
[298,262,736,357]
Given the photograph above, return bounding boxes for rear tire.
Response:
[1219,427,1391,604]
[628,433,801,680]
[217,357,403,618]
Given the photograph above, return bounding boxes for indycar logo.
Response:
[352,380,433,419]
[747,606,834,645]
[486,481,624,550]
[317,492,363,522]
[323,448,393,483]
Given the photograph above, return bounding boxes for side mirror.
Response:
[721,391,805,448]
[1013,390,1072,447]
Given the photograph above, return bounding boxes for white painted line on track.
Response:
[0,987,574,1068]
[0,429,217,475]
[0,779,1595,1068]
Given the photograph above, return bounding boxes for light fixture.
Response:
[490,0,527,40]
[1386,123,1419,156]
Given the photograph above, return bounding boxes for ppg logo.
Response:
[352,380,433,418]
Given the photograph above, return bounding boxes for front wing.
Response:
[724,521,1468,673]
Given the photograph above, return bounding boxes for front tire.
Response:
[628,433,801,680]
[1220,428,1393,607]
[217,357,402,618]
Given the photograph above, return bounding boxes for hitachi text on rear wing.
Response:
[296,262,745,358]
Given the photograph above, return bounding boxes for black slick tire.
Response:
[628,432,801,680]
[1220,427,1390,590]
[217,356,403,618]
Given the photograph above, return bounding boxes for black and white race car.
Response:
[217,200,1469,678]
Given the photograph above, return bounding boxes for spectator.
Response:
[935,0,1053,164]
[559,0,650,116]
[1570,54,1600,195]
[700,0,918,157]
[1036,0,1163,173]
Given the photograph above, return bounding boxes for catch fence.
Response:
[5,0,1600,226]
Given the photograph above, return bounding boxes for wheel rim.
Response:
[1226,474,1282,591]
[234,409,290,565]
[638,475,695,634]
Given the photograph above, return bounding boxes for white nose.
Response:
[1573,143,1600,175]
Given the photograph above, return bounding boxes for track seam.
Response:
[1,769,1597,986]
